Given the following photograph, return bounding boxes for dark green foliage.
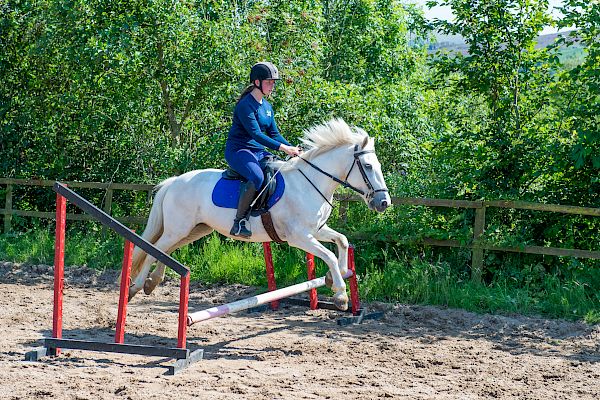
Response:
[426,0,557,199]
[554,1,600,187]
[0,0,430,181]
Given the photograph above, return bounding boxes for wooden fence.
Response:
[1,178,599,281]
[0,178,154,230]
[339,196,600,281]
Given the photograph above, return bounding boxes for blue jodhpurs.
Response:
[224,148,270,189]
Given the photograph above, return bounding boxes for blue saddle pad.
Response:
[212,173,285,211]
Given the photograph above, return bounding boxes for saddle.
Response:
[220,155,280,214]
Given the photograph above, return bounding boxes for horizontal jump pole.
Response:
[187,270,353,326]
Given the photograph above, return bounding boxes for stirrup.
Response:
[230,218,252,238]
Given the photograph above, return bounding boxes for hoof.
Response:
[143,277,158,295]
[325,271,333,288]
[128,287,138,302]
[333,293,349,311]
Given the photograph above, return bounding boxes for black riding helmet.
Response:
[250,62,280,95]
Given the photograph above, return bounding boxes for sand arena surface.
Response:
[0,261,598,399]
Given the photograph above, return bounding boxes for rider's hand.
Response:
[280,144,302,157]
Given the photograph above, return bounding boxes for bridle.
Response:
[297,144,389,208]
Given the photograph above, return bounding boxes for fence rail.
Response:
[0,178,154,230]
[1,178,599,281]
[338,195,600,282]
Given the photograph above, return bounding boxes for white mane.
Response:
[302,118,367,151]
[276,118,368,171]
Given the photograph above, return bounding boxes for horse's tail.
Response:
[128,176,178,281]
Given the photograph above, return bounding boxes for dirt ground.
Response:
[0,261,598,400]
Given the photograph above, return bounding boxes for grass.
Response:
[0,227,125,269]
[360,258,600,324]
[1,228,598,324]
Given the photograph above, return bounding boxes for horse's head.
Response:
[297,118,391,213]
[344,134,391,213]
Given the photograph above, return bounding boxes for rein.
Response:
[298,144,389,205]
[250,157,291,208]
[297,168,335,209]
[299,157,366,196]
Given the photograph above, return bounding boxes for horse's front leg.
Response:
[314,225,349,288]
[314,224,349,275]
[288,234,348,311]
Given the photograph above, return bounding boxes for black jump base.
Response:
[25,338,203,375]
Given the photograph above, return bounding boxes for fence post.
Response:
[103,187,114,214]
[348,245,360,315]
[4,183,12,233]
[177,273,190,349]
[471,205,486,283]
[262,243,279,310]
[101,187,114,237]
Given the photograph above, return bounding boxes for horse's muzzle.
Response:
[369,191,391,212]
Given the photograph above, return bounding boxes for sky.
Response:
[413,0,568,35]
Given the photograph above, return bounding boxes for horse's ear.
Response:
[361,136,369,149]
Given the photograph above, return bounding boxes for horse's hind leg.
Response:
[129,231,187,299]
[314,225,349,288]
[288,234,348,311]
[144,224,213,294]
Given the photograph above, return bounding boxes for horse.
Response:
[127,118,391,310]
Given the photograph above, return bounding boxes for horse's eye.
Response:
[365,163,373,170]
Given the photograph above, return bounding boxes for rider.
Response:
[225,61,301,238]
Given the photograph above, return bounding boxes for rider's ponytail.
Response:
[236,84,255,104]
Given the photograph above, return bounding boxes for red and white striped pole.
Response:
[187,270,354,325]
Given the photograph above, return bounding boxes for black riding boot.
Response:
[230,181,257,238]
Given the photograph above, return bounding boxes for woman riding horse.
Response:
[225,62,301,238]
[127,117,391,307]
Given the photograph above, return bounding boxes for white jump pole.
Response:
[187,270,353,326]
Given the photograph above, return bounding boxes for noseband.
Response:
[298,144,389,206]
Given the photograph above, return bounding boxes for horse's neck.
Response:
[301,146,352,199]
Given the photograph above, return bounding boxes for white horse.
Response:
[127,118,391,310]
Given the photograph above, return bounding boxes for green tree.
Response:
[0,0,431,193]
[322,0,423,83]
[426,0,558,199]
[553,0,600,205]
